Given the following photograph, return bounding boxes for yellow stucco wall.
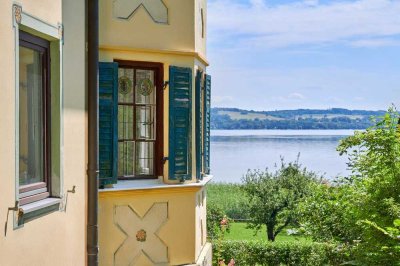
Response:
[195,0,207,58]
[99,186,207,265]
[100,0,207,59]
[100,0,194,53]
[98,3,211,264]
[0,1,87,265]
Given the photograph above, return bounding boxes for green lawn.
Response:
[225,222,311,243]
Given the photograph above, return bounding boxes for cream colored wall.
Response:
[99,187,201,266]
[0,1,86,265]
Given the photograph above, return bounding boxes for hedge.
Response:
[214,240,354,266]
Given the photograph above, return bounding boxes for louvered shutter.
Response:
[169,66,192,181]
[203,74,211,175]
[195,70,203,180]
[99,62,118,187]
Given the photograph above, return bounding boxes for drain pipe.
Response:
[87,0,99,265]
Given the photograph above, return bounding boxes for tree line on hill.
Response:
[211,107,386,130]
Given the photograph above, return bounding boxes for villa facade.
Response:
[0,1,212,265]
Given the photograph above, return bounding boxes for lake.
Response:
[210,129,356,183]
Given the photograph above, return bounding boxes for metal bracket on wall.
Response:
[4,201,23,236]
[60,185,76,212]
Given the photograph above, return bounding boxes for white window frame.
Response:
[12,4,64,228]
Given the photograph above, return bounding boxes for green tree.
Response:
[336,108,400,264]
[242,159,318,241]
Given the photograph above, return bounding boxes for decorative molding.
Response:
[113,0,168,24]
[13,4,22,24]
[99,45,210,67]
[114,203,169,265]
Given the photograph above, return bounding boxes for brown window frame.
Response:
[18,30,51,205]
[114,60,164,180]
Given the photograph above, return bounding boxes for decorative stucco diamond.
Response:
[114,203,168,266]
[113,0,168,24]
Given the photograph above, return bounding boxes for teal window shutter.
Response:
[203,74,211,175]
[99,62,118,187]
[169,66,192,181]
[195,70,203,180]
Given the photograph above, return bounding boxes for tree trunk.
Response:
[266,223,275,242]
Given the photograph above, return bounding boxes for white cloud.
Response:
[208,0,400,49]
[350,38,400,47]
[288,92,306,100]
[212,95,234,105]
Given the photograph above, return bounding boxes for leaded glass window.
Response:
[117,67,157,178]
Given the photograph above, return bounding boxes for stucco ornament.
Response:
[136,229,147,242]
[114,203,168,265]
[113,0,168,24]
[14,5,22,24]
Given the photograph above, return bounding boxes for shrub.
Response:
[207,203,231,239]
[214,240,353,266]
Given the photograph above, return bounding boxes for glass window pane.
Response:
[135,69,155,104]
[118,141,135,177]
[118,105,134,140]
[135,142,154,176]
[118,68,134,103]
[136,106,155,140]
[19,46,44,186]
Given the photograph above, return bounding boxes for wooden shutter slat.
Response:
[169,66,192,181]
[99,62,118,187]
[195,70,203,180]
[203,74,211,175]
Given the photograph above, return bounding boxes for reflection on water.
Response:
[210,130,353,183]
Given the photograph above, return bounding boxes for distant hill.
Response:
[211,107,386,130]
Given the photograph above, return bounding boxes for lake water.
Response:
[210,130,356,183]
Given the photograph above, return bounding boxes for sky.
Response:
[207,0,400,111]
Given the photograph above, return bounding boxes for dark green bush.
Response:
[214,240,353,266]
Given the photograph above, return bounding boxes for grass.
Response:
[208,183,311,243]
[207,182,249,220]
[225,223,311,243]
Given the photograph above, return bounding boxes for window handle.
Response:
[162,157,169,164]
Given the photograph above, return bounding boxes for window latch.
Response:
[163,81,169,90]
[162,157,169,164]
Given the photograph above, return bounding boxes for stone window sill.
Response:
[99,175,213,193]
[18,198,61,227]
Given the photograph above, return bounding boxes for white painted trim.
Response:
[99,175,213,193]
[20,198,61,214]
[20,11,59,39]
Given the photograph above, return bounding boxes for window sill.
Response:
[17,198,61,227]
[99,175,213,193]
